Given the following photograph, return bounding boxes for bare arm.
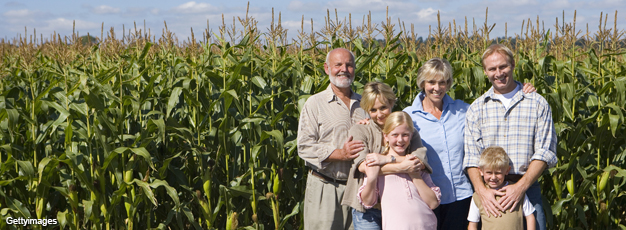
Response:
[410,172,440,209]
[380,155,423,174]
[467,198,480,229]
[468,222,478,230]
[359,154,381,207]
[498,160,547,211]
[358,154,424,174]
[467,167,505,217]
[525,213,536,230]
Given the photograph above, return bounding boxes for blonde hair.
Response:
[478,146,511,171]
[360,82,396,112]
[481,44,515,70]
[416,58,453,91]
[382,111,414,155]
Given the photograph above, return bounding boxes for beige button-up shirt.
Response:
[297,85,368,180]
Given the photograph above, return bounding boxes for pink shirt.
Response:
[359,171,441,230]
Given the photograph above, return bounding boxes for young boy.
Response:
[467,146,536,230]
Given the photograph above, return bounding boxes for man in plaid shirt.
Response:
[463,44,557,230]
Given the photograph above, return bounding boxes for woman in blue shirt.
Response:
[403,58,534,230]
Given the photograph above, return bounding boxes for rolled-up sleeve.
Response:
[358,177,379,209]
[531,97,558,168]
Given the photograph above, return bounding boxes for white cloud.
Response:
[282,20,309,30]
[3,9,40,24]
[416,8,438,21]
[288,1,321,12]
[45,18,100,31]
[92,5,121,14]
[601,0,625,5]
[172,1,215,14]
[326,0,417,13]
[4,9,36,17]
[509,0,537,6]
[545,0,570,8]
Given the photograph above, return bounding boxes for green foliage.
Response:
[1,19,625,230]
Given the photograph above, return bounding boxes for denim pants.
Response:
[526,182,546,230]
[351,208,382,230]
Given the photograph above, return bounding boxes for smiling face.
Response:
[423,76,448,105]
[484,52,516,94]
[384,124,413,156]
[324,49,355,88]
[369,98,393,128]
[479,166,511,189]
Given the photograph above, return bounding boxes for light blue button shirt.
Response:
[403,92,474,204]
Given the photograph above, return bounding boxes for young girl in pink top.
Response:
[358,111,441,230]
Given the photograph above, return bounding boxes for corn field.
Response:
[1,8,625,230]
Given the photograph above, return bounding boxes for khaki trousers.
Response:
[304,171,352,230]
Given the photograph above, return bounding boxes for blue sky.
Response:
[1,0,625,43]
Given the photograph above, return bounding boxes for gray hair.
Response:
[325,48,356,65]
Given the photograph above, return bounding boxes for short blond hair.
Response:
[481,44,515,70]
[478,146,511,171]
[360,82,396,112]
[416,58,453,91]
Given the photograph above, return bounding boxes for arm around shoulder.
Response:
[409,129,432,173]
[348,124,373,171]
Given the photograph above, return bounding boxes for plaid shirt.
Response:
[463,82,557,174]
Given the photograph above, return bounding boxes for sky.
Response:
[1,0,625,43]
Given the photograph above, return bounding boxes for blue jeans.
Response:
[526,182,546,230]
[352,208,382,230]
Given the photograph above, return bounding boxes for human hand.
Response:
[364,163,380,178]
[340,136,364,161]
[398,155,424,173]
[476,186,506,218]
[498,182,527,212]
[365,153,388,166]
[408,170,423,179]
[522,82,536,94]
[356,118,371,125]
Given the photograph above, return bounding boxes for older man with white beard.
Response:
[298,48,368,229]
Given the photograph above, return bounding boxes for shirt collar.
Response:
[410,91,455,114]
[483,81,524,102]
[323,84,361,103]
